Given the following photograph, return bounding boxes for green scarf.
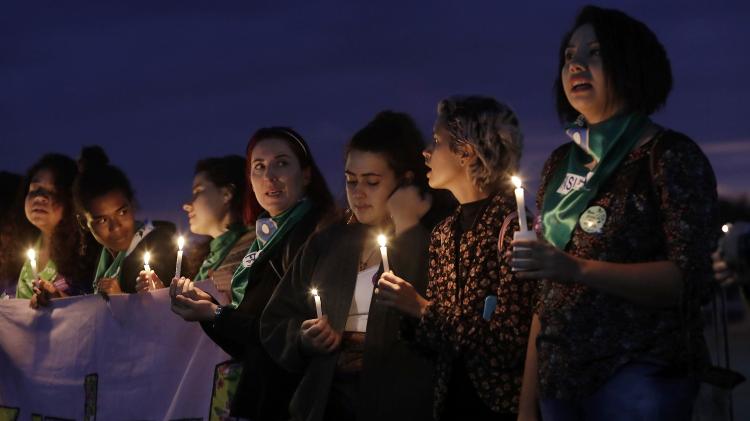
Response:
[541,113,650,249]
[195,224,249,281]
[15,237,58,299]
[230,199,312,308]
[93,221,153,292]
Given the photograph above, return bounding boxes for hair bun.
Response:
[78,146,110,173]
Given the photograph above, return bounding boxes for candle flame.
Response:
[511,175,523,189]
[722,224,731,233]
[27,248,36,261]
[377,234,387,247]
[143,251,150,265]
[177,236,185,250]
[310,288,319,296]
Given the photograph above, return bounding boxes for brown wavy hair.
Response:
[0,154,99,291]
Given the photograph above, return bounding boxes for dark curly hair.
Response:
[0,154,98,290]
[554,5,673,123]
[73,146,136,215]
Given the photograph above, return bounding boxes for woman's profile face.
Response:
[423,127,464,192]
[562,23,622,123]
[345,150,398,226]
[183,172,230,237]
[24,169,64,235]
[84,190,136,252]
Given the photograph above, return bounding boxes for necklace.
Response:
[358,246,378,271]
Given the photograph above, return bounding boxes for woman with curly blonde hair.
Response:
[376,96,536,420]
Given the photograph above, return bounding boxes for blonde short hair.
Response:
[436,96,523,191]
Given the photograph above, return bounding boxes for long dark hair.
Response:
[184,155,248,278]
[243,127,334,224]
[1,154,98,287]
[0,172,35,290]
[195,155,247,221]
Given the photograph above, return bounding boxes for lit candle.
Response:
[311,288,322,318]
[27,248,38,280]
[377,234,390,273]
[511,175,528,232]
[175,236,185,278]
[143,251,155,290]
[510,175,537,272]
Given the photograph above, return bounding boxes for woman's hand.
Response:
[712,250,736,286]
[509,239,581,282]
[299,316,341,354]
[136,271,165,293]
[98,277,124,295]
[171,294,218,322]
[29,279,66,309]
[169,277,213,302]
[387,185,432,235]
[375,272,429,318]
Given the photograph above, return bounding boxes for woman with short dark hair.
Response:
[515,6,718,420]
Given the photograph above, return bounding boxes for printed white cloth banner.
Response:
[0,282,230,421]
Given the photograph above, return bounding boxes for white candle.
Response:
[143,251,154,290]
[511,175,529,232]
[27,248,38,280]
[377,234,390,273]
[175,236,185,278]
[311,288,322,318]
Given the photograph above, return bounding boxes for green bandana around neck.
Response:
[541,113,650,249]
[93,221,153,292]
[194,223,249,281]
[229,199,312,308]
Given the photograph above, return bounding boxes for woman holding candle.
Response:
[177,155,254,293]
[514,6,718,420]
[260,111,452,421]
[374,97,535,421]
[169,127,334,421]
[1,154,99,305]
[73,146,177,294]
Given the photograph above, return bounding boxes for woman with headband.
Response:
[170,127,335,421]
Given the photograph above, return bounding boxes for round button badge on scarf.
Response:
[579,205,607,234]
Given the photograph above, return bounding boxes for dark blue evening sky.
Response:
[2,0,748,227]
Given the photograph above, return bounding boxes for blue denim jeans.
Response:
[540,362,699,421]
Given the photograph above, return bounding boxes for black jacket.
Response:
[118,220,177,293]
[260,220,436,421]
[201,208,325,420]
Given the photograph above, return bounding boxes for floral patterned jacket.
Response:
[411,191,536,417]
[535,130,719,400]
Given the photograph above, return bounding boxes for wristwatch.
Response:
[213,305,224,325]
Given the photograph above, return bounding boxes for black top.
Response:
[119,220,177,293]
